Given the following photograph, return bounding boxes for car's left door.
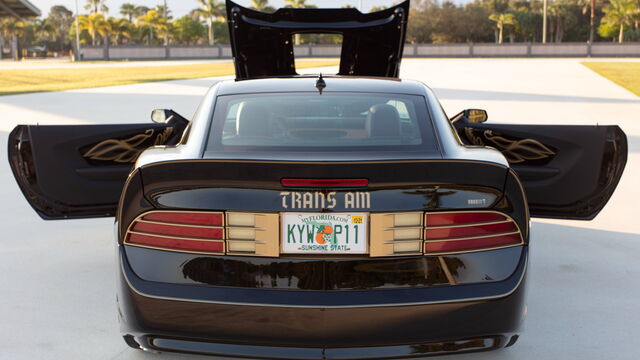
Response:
[8,116,187,219]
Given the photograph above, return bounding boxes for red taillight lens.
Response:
[281,178,368,188]
[425,221,517,240]
[425,234,522,253]
[424,211,522,254]
[142,212,223,226]
[125,211,225,254]
[127,233,225,252]
[426,212,505,227]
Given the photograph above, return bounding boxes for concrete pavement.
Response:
[0,58,638,359]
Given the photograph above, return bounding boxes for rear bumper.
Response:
[142,335,514,359]
[117,246,528,358]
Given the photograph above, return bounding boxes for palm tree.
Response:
[0,18,25,52]
[194,0,225,45]
[84,0,109,14]
[155,4,172,45]
[137,9,169,45]
[120,3,137,22]
[33,19,55,44]
[600,0,638,42]
[284,0,314,8]
[250,0,270,11]
[576,0,599,42]
[489,12,517,44]
[106,17,131,45]
[77,13,107,45]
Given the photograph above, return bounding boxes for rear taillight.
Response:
[424,211,522,255]
[124,211,278,256]
[126,211,225,254]
[125,210,522,257]
[370,211,523,257]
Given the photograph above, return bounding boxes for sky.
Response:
[29,0,406,18]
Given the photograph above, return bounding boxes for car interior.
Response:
[221,95,423,147]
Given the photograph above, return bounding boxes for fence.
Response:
[78,42,640,61]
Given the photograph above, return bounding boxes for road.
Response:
[0,58,638,360]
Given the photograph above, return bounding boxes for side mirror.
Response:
[151,109,171,123]
[450,109,488,124]
[465,109,488,123]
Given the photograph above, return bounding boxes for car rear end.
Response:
[116,82,529,358]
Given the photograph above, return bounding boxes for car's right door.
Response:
[453,116,627,220]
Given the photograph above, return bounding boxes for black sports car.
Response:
[7,1,627,358]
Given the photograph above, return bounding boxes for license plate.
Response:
[281,213,368,254]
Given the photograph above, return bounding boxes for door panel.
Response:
[8,119,187,219]
[454,118,627,219]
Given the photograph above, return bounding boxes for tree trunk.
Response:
[555,17,563,42]
[618,23,624,43]
[589,0,595,43]
[498,25,503,44]
[208,18,214,45]
[11,34,19,60]
[92,31,96,46]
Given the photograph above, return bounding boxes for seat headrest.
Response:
[366,104,401,137]
[236,102,270,137]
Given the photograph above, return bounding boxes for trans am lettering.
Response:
[280,192,371,209]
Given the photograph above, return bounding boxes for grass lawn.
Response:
[581,62,640,97]
[0,60,339,95]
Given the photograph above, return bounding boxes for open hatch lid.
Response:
[226,0,409,80]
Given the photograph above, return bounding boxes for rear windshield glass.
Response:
[205,92,437,152]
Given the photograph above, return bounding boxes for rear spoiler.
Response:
[226,0,409,80]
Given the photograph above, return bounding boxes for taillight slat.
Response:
[142,212,223,226]
[424,233,521,253]
[132,221,224,239]
[127,233,224,253]
[426,222,517,240]
[426,212,505,227]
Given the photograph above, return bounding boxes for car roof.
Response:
[215,76,428,96]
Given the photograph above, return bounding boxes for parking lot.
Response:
[0,58,638,359]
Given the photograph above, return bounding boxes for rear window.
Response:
[205,92,438,152]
